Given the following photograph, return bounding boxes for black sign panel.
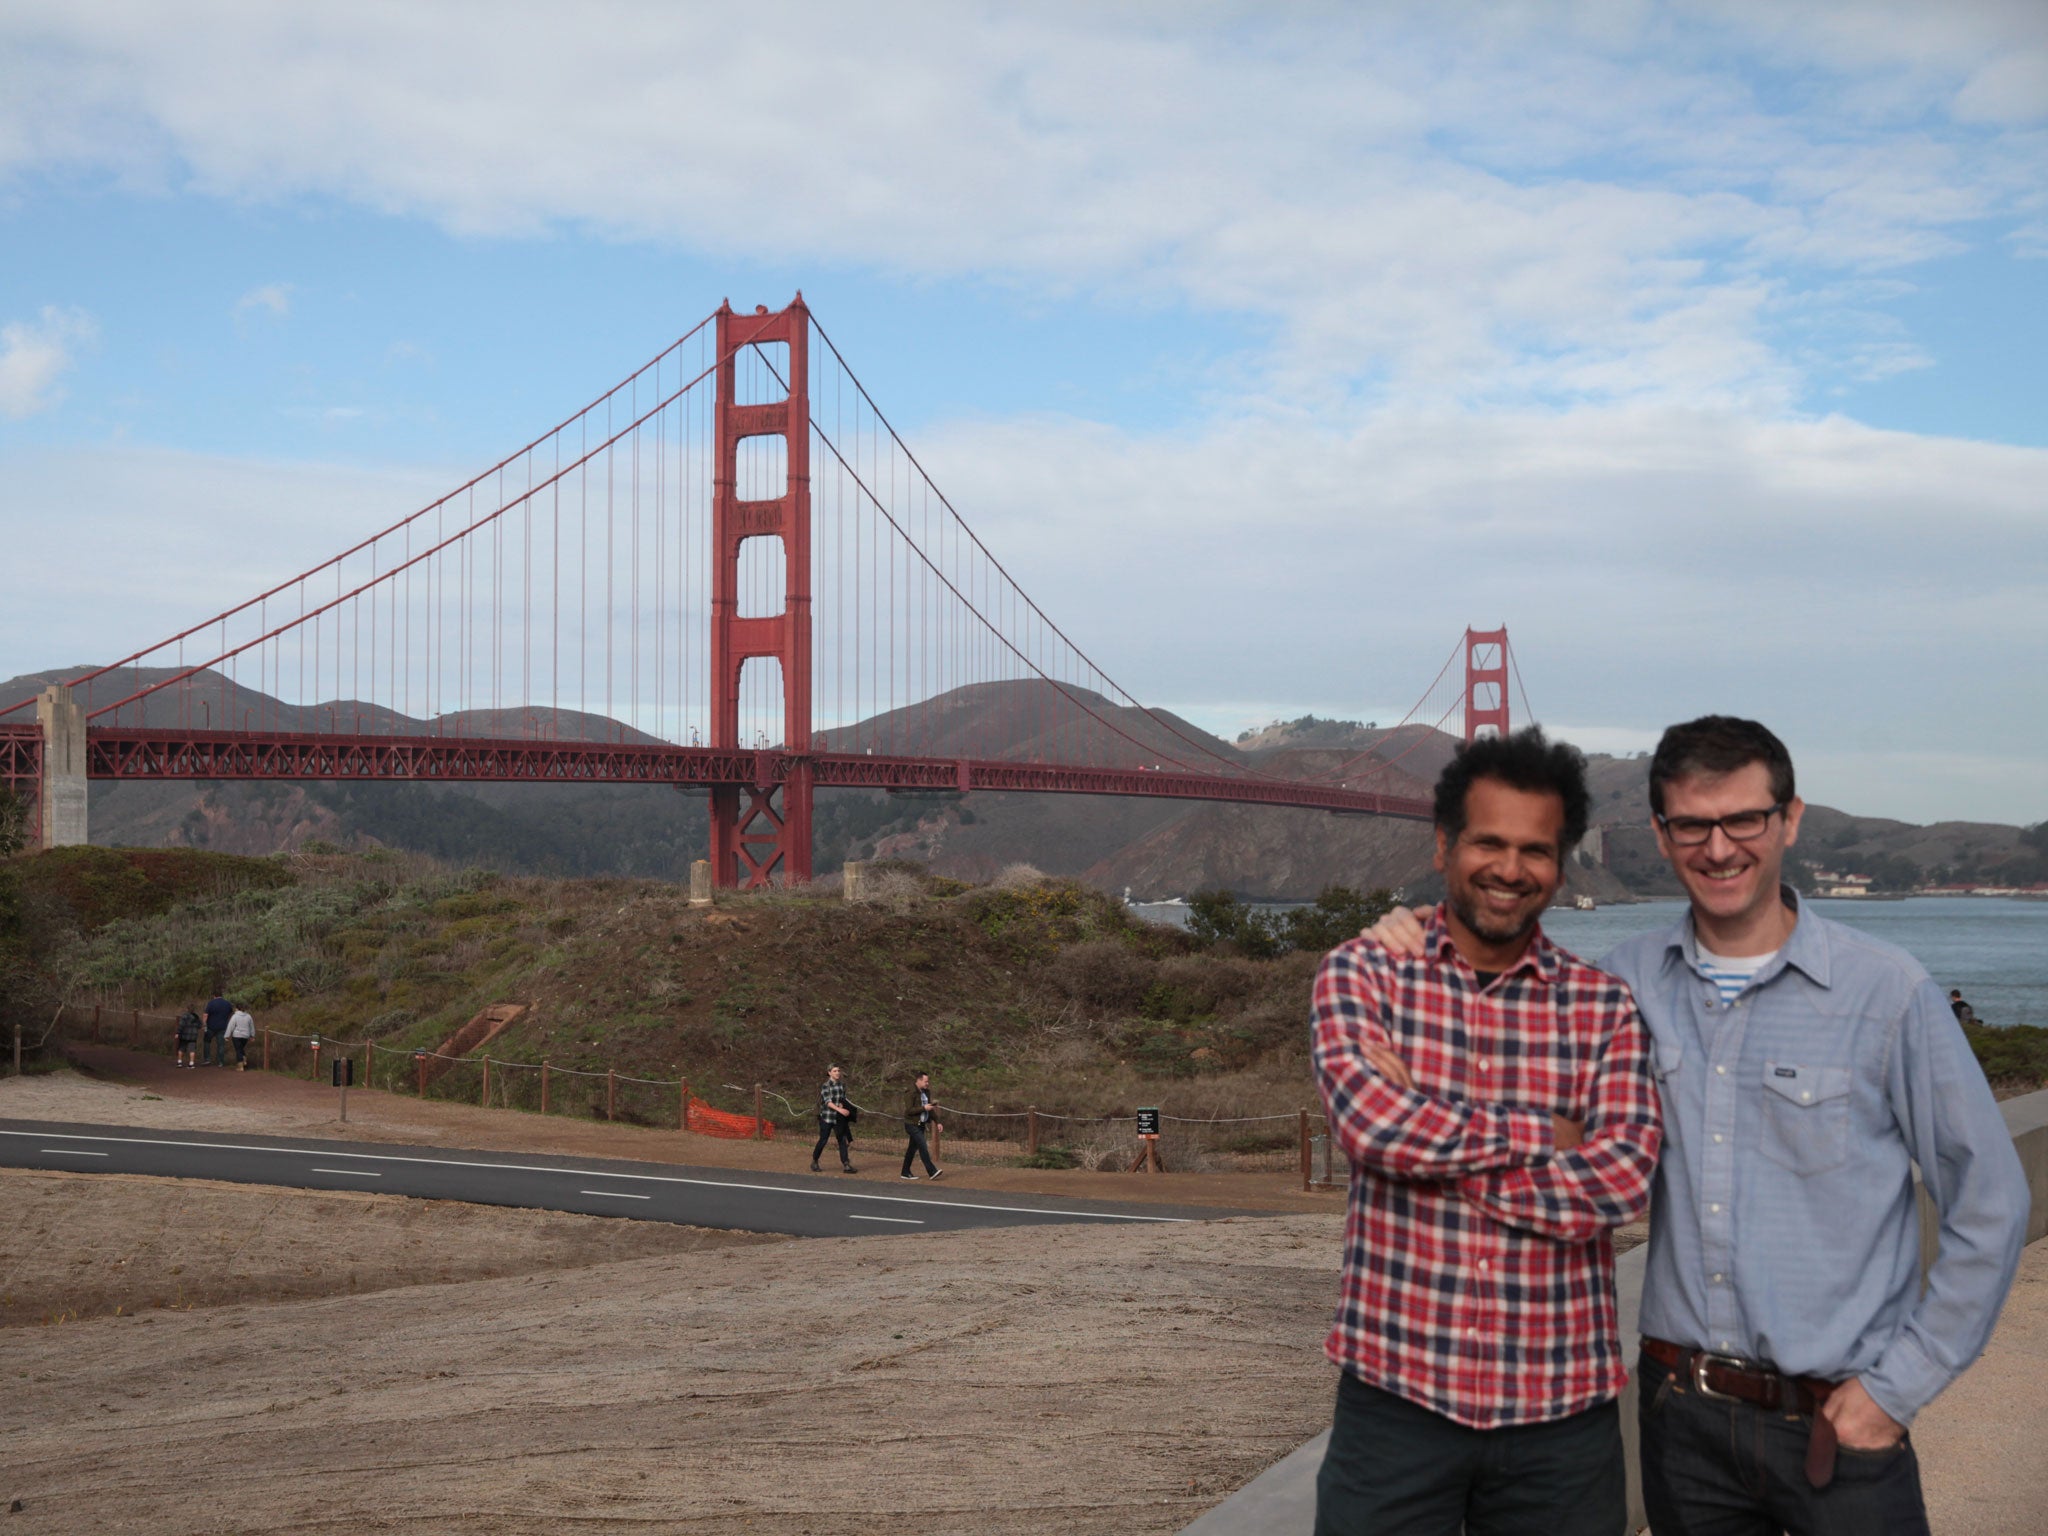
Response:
[331,1058,354,1088]
[1136,1107,1161,1137]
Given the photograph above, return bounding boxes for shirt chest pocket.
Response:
[1759,1061,1851,1175]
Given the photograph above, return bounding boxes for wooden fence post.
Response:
[1299,1108,1312,1192]
[416,1052,427,1097]
[754,1083,764,1140]
[679,1077,689,1132]
[481,1056,490,1107]
[606,1069,616,1121]
[363,1040,372,1092]
[92,1005,101,1043]
[541,1060,550,1114]
[1027,1106,1039,1157]
[261,1029,270,1071]
[131,1008,141,1047]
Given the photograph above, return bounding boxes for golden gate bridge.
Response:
[2,297,1528,887]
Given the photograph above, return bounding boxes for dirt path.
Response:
[0,1173,1341,1534]
[26,1046,1348,1214]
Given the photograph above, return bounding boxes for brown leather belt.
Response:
[1641,1336,1843,1488]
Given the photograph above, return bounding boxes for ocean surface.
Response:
[1130,896,2048,1028]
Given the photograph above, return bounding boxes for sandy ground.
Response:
[0,1186,1339,1534]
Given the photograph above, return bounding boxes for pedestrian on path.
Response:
[812,1065,859,1173]
[173,1004,202,1069]
[900,1071,943,1181]
[201,993,232,1066]
[226,1006,255,1070]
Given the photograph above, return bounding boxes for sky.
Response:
[2,0,2044,825]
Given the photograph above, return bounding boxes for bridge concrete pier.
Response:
[36,686,86,849]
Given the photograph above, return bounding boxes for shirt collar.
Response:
[1422,902,1558,987]
[1664,883,1831,989]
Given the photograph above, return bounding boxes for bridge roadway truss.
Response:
[32,724,1430,820]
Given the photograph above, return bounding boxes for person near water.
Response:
[1949,988,1979,1025]
[1311,726,1660,1536]
[899,1071,943,1181]
[1362,715,2027,1534]
[812,1064,858,1173]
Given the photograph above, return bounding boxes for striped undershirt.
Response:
[1695,945,1778,1004]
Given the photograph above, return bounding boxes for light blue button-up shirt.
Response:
[1603,888,2027,1425]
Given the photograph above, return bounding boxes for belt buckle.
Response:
[1692,1352,1749,1403]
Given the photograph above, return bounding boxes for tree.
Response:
[0,789,27,859]
[1187,885,1396,958]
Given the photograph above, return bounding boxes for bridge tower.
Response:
[1463,626,1510,743]
[709,297,813,888]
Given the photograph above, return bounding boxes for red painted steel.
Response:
[0,724,39,830]
[1464,626,1510,743]
[75,727,1432,818]
[710,298,812,888]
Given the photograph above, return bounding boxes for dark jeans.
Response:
[901,1124,937,1176]
[813,1118,852,1165]
[1314,1370,1625,1536]
[202,1030,226,1065]
[1637,1350,1929,1536]
[230,1036,248,1065]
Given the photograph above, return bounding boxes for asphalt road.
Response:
[0,1119,1244,1236]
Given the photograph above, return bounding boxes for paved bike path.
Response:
[0,1118,1245,1237]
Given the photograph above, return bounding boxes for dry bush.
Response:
[858,868,928,913]
[1042,939,1157,1015]
[991,862,1048,890]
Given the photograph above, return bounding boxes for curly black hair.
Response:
[1433,726,1590,851]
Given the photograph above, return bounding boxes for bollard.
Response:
[607,1069,616,1122]
[754,1083,764,1140]
[310,1036,321,1081]
[843,860,868,903]
[679,1077,690,1133]
[1299,1108,1312,1192]
[1027,1106,1039,1157]
[689,858,713,907]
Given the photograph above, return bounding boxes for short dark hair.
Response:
[1648,716,1794,816]
[1433,726,1590,851]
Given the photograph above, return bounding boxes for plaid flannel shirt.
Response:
[1312,906,1661,1429]
[818,1079,849,1123]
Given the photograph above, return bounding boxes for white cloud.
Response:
[0,306,96,418]
[0,2,2040,411]
[233,281,292,321]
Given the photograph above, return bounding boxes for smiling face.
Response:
[1434,776,1567,970]
[1653,760,1804,953]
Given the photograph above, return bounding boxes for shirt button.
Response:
[1712,1273,1725,1283]
[1713,1133,1724,1144]
[1476,1260,1488,1272]
[1716,1065,1727,1075]
[1468,1328,1480,1338]
[1709,1203,1721,1214]
[1801,1091,1812,1101]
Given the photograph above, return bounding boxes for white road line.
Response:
[0,1129,1192,1224]
[848,1214,924,1225]
[580,1189,652,1200]
[310,1168,380,1177]
[42,1149,108,1156]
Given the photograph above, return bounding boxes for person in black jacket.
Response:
[899,1071,943,1181]
[811,1065,858,1173]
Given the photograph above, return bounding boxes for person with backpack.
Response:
[899,1071,943,1181]
[201,992,232,1066]
[173,1004,202,1069]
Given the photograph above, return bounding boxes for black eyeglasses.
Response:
[1656,803,1787,847]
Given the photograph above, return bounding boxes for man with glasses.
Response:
[1363,714,2025,1533]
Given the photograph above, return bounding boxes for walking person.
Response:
[200,992,232,1066]
[899,1071,943,1181]
[173,1004,202,1069]
[1359,716,2028,1534]
[1311,727,1660,1535]
[811,1064,859,1173]
[226,1004,255,1070]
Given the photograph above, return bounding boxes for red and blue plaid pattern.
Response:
[1312,905,1661,1429]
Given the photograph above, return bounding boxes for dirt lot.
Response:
[1,1068,1346,1534]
